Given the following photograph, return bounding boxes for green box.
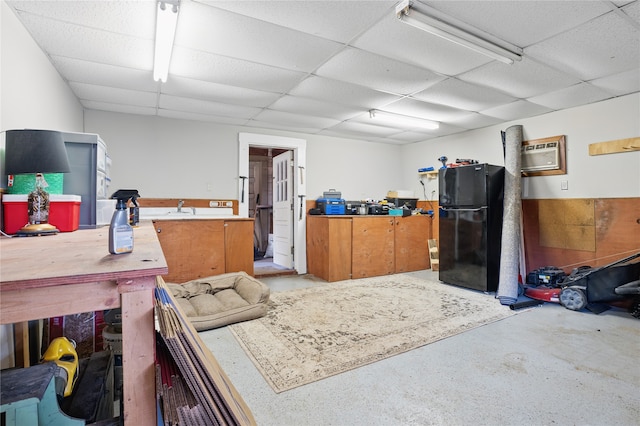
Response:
[7,173,64,194]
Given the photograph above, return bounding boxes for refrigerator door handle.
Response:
[441,207,487,212]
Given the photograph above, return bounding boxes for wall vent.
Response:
[521,141,560,172]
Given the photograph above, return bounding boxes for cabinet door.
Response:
[352,217,395,278]
[225,220,254,276]
[306,216,352,282]
[153,220,225,283]
[395,216,430,273]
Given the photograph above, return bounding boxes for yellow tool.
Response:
[41,337,79,398]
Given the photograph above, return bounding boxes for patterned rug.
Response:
[229,274,517,393]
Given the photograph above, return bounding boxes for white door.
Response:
[272,151,294,268]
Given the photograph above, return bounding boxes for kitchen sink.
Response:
[138,207,235,219]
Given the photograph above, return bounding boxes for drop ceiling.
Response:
[6,0,640,145]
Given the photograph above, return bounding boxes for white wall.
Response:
[0,1,84,185]
[400,93,640,200]
[0,2,83,134]
[84,110,403,202]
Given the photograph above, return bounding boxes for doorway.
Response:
[248,147,296,277]
[238,133,308,277]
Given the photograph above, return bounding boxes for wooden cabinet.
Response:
[307,216,352,282]
[153,218,254,283]
[352,217,395,278]
[307,215,431,282]
[394,215,430,273]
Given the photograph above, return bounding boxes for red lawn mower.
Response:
[523,252,640,318]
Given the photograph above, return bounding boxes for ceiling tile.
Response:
[589,69,640,96]
[51,56,158,92]
[446,112,505,130]
[527,83,615,110]
[459,57,582,98]
[176,1,343,73]
[289,76,399,110]
[315,47,445,96]
[268,95,362,121]
[525,12,640,80]
[322,120,400,138]
[381,98,472,122]
[5,0,639,145]
[158,109,250,127]
[252,110,340,130]
[195,0,396,43]
[353,9,492,76]
[480,100,554,121]
[245,120,322,135]
[169,47,306,93]
[81,100,156,116]
[8,0,156,38]
[15,11,153,70]
[159,95,262,119]
[426,0,611,47]
[70,82,157,107]
[412,78,518,111]
[161,76,280,108]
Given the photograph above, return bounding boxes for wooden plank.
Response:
[0,281,120,324]
[0,221,167,291]
[155,220,225,283]
[225,220,255,276]
[120,282,156,426]
[328,218,352,281]
[352,217,394,279]
[394,216,430,273]
[522,198,640,272]
[589,137,640,156]
[537,199,596,251]
[306,216,352,282]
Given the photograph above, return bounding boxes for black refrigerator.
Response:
[438,164,505,292]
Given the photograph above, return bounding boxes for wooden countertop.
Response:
[0,221,168,291]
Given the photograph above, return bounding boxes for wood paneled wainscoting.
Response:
[418,198,639,275]
[522,197,640,273]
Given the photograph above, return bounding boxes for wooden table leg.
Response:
[119,277,156,425]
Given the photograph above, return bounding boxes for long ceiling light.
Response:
[368,109,440,130]
[153,0,180,82]
[396,0,522,65]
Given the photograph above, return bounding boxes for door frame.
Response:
[238,132,307,274]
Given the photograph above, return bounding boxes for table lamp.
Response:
[5,129,71,235]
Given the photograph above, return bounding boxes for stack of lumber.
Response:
[428,239,439,271]
[154,277,256,426]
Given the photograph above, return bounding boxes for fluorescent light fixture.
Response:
[396,0,522,65]
[369,109,439,130]
[153,0,180,82]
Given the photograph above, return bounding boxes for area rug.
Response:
[229,274,517,393]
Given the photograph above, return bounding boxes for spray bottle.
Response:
[109,189,140,255]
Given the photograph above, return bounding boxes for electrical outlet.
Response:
[561,180,568,190]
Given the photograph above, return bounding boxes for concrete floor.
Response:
[198,270,640,426]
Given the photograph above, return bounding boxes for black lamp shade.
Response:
[5,129,71,175]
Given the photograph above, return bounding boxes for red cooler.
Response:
[3,194,81,234]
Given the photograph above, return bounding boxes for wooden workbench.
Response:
[0,221,168,425]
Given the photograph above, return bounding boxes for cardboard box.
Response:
[3,194,81,234]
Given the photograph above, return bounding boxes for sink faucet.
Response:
[177,199,184,212]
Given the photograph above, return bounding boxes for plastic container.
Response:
[109,198,133,255]
[3,194,81,234]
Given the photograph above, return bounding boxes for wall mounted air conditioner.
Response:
[521,141,560,172]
